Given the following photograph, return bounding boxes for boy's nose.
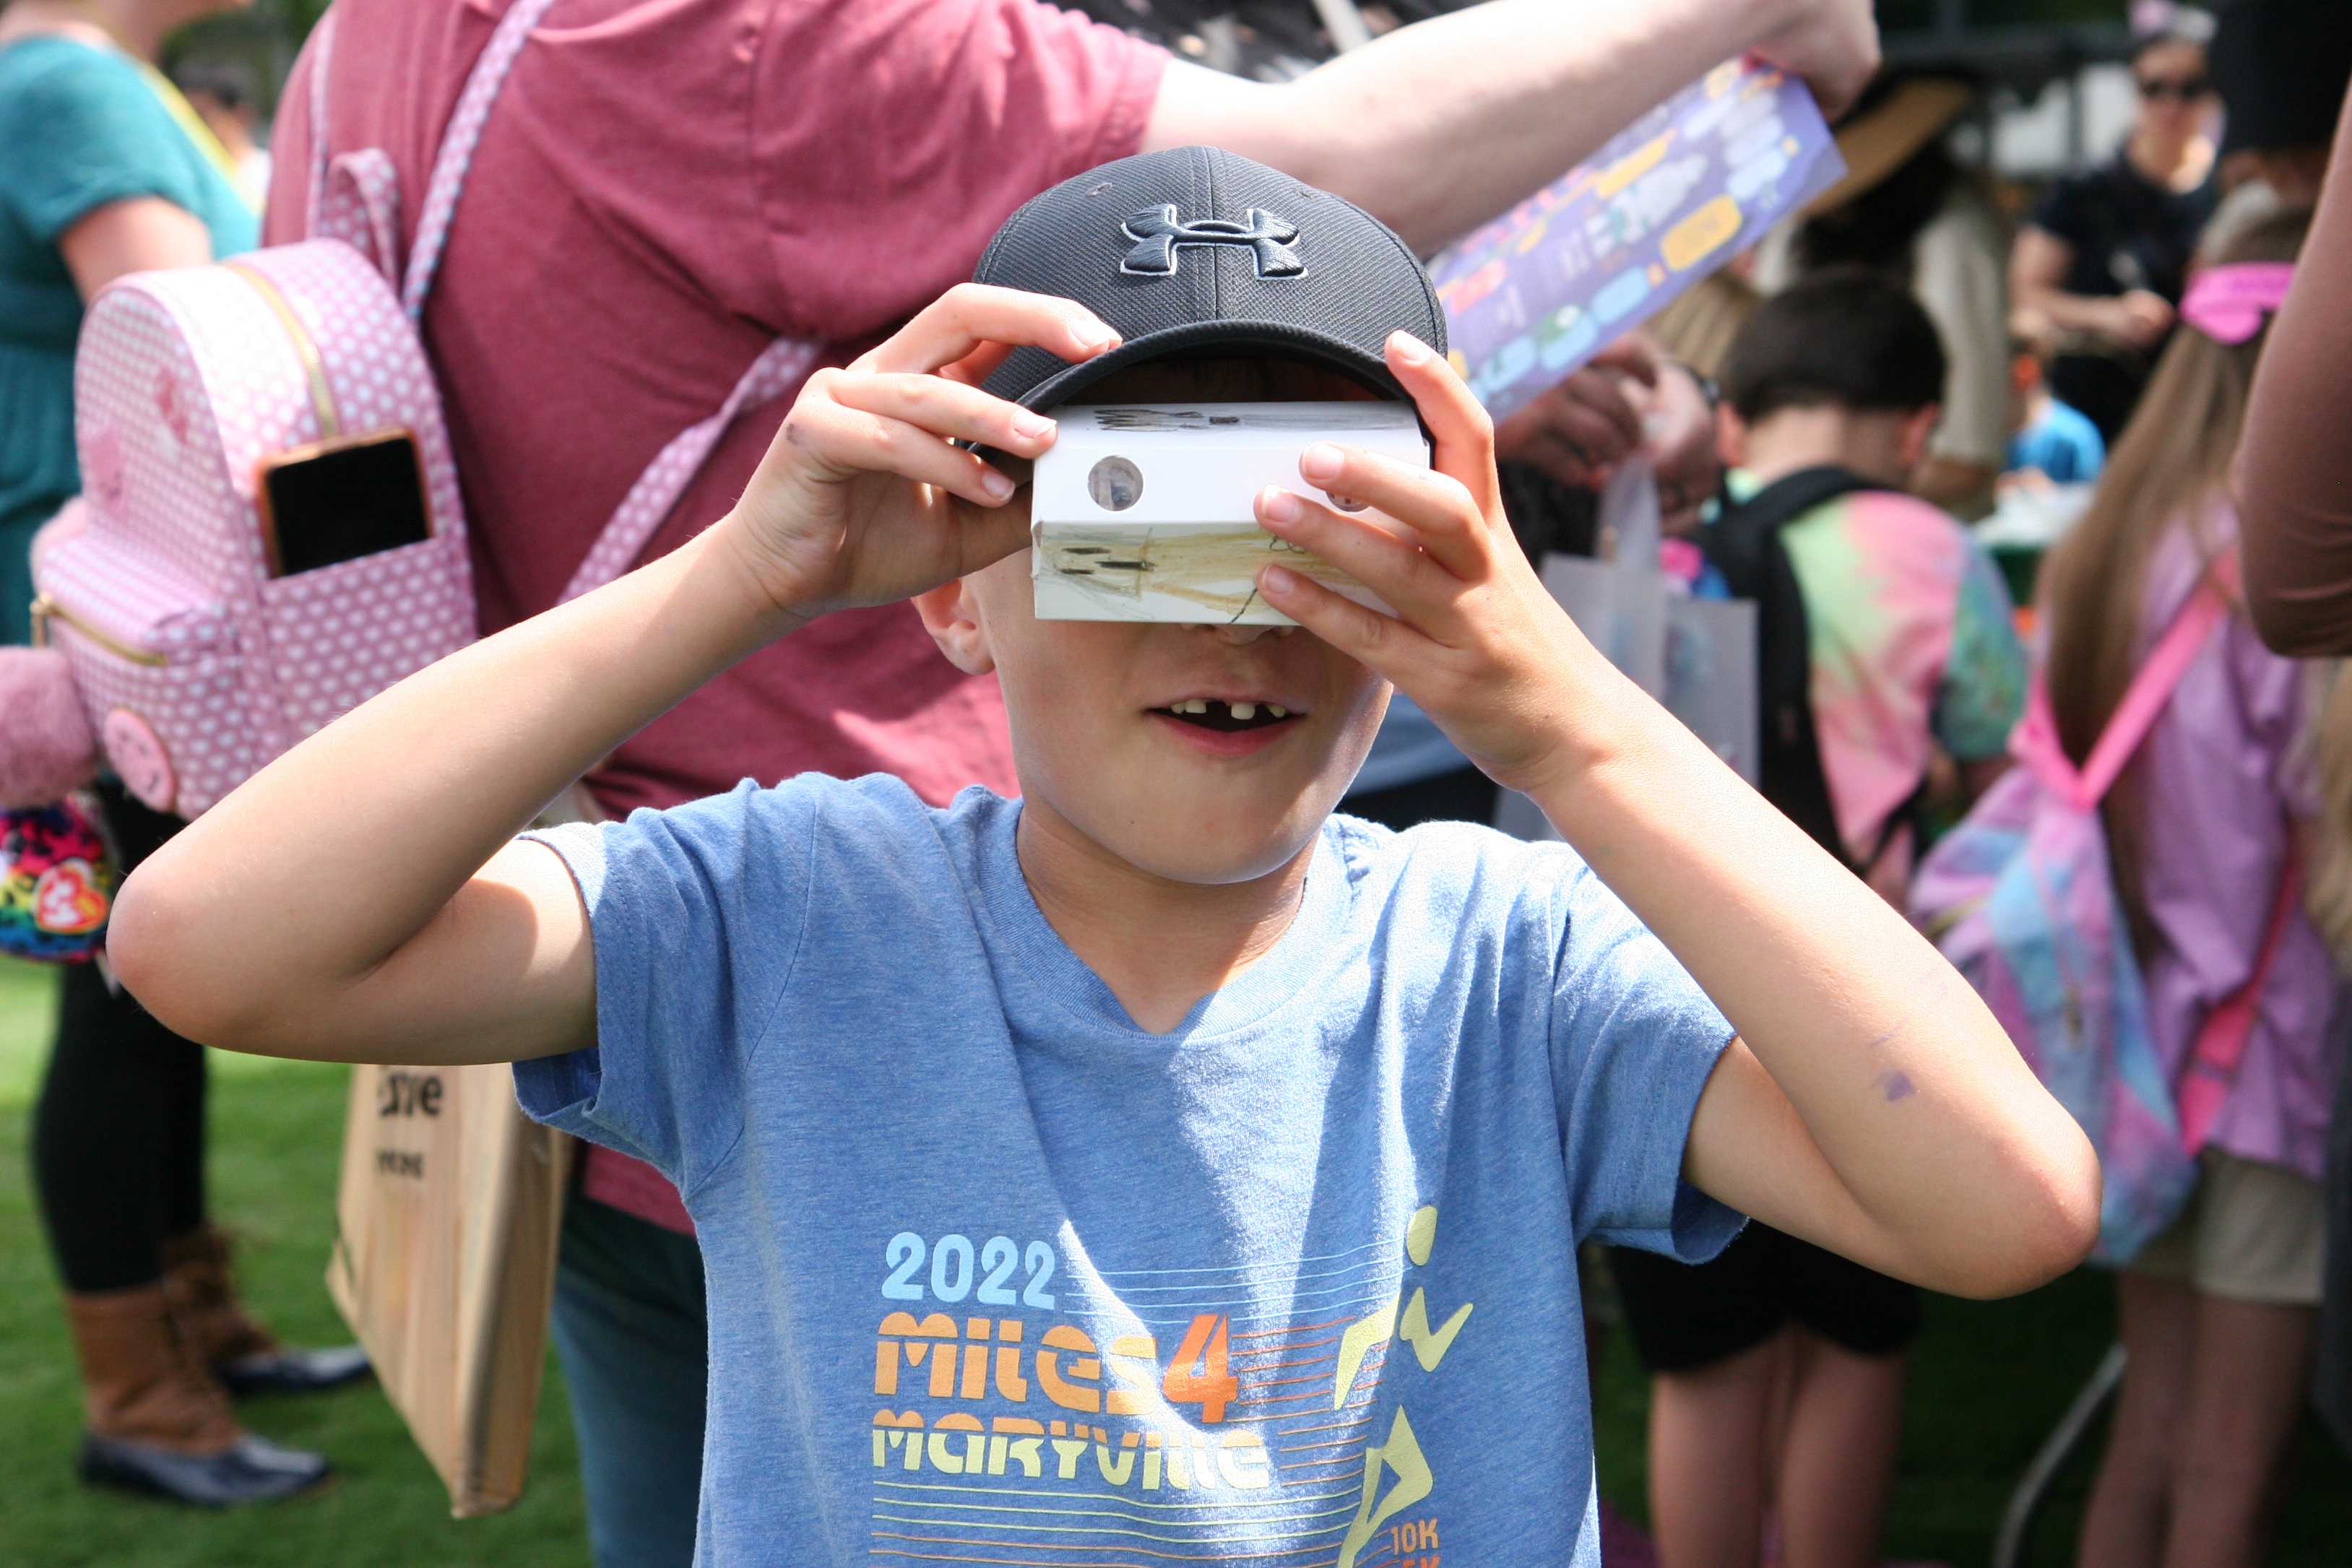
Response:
[1201,624,1295,647]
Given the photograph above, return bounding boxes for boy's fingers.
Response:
[779,399,1017,510]
[822,370,1058,459]
[1255,488,1473,642]
[1252,562,1433,677]
[861,284,1120,377]
[1385,332,1505,521]
[1289,443,1490,583]
[938,341,1019,387]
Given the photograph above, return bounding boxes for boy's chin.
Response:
[1055,788,1335,888]
[1104,826,1323,888]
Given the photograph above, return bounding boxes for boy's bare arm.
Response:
[1253,334,2101,1301]
[108,287,1118,1066]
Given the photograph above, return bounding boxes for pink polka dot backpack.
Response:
[0,0,812,825]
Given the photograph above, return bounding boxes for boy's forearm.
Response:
[1520,681,2097,1294]
[108,524,797,1053]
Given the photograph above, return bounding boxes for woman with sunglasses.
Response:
[2010,27,2218,445]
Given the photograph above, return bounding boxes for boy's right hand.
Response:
[716,285,1121,624]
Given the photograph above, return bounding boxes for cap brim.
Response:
[1015,318,1409,412]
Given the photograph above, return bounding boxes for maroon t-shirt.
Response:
[268,0,1163,1229]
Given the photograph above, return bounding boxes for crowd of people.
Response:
[5,0,2352,1565]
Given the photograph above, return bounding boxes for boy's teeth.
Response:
[1230,701,1257,721]
[1179,698,1208,714]
[1267,704,1287,719]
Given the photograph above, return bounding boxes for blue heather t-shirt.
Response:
[518,775,1741,1566]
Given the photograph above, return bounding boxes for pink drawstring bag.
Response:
[23,0,814,819]
[1910,558,2295,1263]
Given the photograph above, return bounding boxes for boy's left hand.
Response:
[1253,332,1619,796]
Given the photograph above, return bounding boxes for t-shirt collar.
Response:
[973,799,1353,1042]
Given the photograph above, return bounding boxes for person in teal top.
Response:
[0,13,255,647]
[0,0,360,1513]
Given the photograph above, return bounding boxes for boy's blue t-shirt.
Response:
[518,775,1741,1567]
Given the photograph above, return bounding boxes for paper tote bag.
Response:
[327,1060,571,1515]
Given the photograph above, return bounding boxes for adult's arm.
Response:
[58,195,210,300]
[1144,0,1877,254]
[2010,225,2171,348]
[2239,87,2352,656]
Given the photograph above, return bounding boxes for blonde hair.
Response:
[2035,206,2311,948]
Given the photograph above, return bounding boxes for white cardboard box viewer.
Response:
[1029,401,1430,625]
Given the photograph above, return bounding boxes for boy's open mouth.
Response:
[1151,698,1298,733]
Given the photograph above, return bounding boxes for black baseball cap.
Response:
[974,145,1445,411]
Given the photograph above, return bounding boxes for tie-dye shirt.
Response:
[1728,471,2026,896]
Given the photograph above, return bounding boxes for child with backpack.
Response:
[2023,206,2340,1568]
[1611,268,2028,1568]
[99,149,2096,1564]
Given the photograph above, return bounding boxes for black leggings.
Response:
[30,783,208,1294]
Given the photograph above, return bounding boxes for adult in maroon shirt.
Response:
[268,1,1875,1561]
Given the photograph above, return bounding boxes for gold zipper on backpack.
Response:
[225,261,341,438]
[30,592,170,667]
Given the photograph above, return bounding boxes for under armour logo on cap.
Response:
[972,147,1440,412]
[1119,205,1305,279]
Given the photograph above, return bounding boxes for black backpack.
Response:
[1700,466,1921,874]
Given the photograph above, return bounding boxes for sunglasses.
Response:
[2137,75,2210,102]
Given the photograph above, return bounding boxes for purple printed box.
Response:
[1430,59,1845,423]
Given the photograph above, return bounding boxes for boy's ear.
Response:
[1895,404,1942,471]
[914,576,998,676]
[1715,403,1748,469]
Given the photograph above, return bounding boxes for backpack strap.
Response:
[303,7,336,231]
[304,0,822,608]
[400,0,562,322]
[558,337,823,604]
[2014,556,2237,813]
[2176,854,2302,1155]
[1701,466,1885,867]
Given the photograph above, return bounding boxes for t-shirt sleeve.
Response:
[1934,540,2029,761]
[0,43,207,246]
[751,0,1167,338]
[2026,170,2095,250]
[511,781,818,1195]
[1544,857,1744,1260]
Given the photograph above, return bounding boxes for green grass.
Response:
[0,960,586,1568]
[1,954,2348,1564]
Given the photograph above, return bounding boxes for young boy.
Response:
[108,151,2092,1564]
[1612,269,2031,1568]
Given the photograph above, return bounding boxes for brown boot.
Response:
[160,1226,279,1366]
[64,1283,329,1504]
[160,1226,370,1395]
[67,1283,240,1455]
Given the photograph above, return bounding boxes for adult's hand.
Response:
[1492,338,1656,490]
[1745,0,1879,118]
[1636,356,1724,534]
[2108,287,2176,350]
